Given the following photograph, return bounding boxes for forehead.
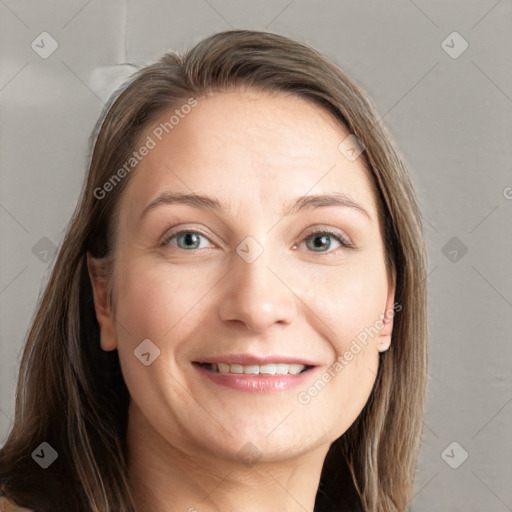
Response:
[119,89,380,228]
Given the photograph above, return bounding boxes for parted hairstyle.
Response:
[0,29,428,512]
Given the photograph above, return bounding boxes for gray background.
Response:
[1,0,511,509]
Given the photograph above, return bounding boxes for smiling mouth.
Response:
[194,362,313,375]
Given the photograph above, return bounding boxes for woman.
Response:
[0,30,428,511]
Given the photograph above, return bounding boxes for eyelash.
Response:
[160,227,355,254]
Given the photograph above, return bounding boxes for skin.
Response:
[88,88,396,512]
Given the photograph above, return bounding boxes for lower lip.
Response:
[193,363,318,393]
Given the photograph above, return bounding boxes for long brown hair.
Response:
[0,30,428,511]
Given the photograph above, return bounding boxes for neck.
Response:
[126,402,329,512]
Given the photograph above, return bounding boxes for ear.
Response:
[87,252,118,351]
[377,266,397,353]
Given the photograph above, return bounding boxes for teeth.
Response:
[288,364,305,375]
[259,363,276,374]
[230,364,244,374]
[275,364,289,374]
[206,362,307,375]
[218,363,230,374]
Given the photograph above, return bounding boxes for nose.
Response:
[217,248,297,333]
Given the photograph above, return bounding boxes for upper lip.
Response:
[193,354,318,366]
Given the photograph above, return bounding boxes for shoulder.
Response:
[0,496,34,511]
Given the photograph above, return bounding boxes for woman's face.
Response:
[91,89,396,464]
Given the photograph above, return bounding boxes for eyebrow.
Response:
[140,191,371,221]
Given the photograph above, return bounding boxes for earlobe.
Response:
[377,314,393,353]
[87,252,118,351]
[377,266,397,353]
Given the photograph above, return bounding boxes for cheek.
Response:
[112,258,214,410]
[302,258,389,353]
[297,269,384,438]
[312,262,387,432]
[114,257,212,342]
